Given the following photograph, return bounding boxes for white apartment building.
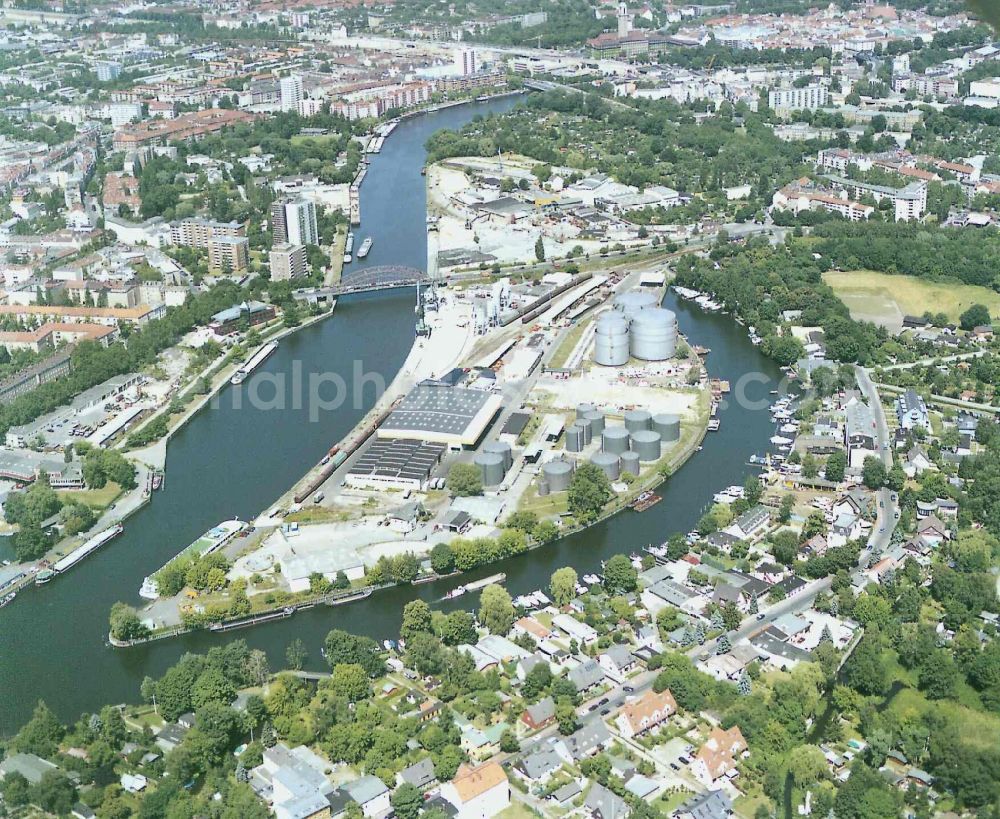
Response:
[768,85,828,111]
[279,74,303,113]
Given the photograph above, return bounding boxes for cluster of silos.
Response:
[474,440,513,487]
[593,293,678,367]
[594,311,630,366]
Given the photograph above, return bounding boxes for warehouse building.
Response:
[346,438,447,491]
[378,381,503,449]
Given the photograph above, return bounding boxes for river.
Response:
[0,95,783,735]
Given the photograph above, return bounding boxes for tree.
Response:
[743,475,762,505]
[843,631,886,696]
[534,235,545,262]
[716,633,732,654]
[479,584,514,635]
[323,629,384,677]
[446,463,482,497]
[391,783,423,819]
[721,601,742,631]
[330,663,371,702]
[191,667,236,710]
[568,463,611,523]
[285,639,308,671]
[825,450,846,483]
[603,554,638,594]
[787,745,828,788]
[13,701,64,757]
[430,542,455,574]
[245,649,271,687]
[108,601,149,642]
[32,770,77,816]
[960,303,991,331]
[556,702,579,735]
[918,649,959,700]
[437,610,476,646]
[500,729,519,753]
[778,493,795,523]
[401,599,433,641]
[549,567,578,606]
[862,456,886,489]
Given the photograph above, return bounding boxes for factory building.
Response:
[378,381,503,449]
[346,438,447,491]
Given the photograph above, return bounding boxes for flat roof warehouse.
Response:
[377,381,503,449]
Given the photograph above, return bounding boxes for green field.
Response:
[823,270,1000,329]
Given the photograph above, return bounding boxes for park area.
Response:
[822,270,1000,332]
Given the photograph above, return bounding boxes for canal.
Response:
[0,96,783,734]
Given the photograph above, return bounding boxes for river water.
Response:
[0,96,783,734]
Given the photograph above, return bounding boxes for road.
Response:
[855,366,898,570]
[876,351,985,371]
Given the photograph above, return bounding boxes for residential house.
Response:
[154,723,189,754]
[614,688,677,739]
[440,762,510,819]
[568,658,606,693]
[249,744,344,819]
[344,775,390,818]
[641,579,705,616]
[598,644,637,682]
[724,506,771,542]
[896,389,929,431]
[514,747,563,785]
[917,514,949,545]
[828,513,864,548]
[512,617,551,644]
[584,783,630,819]
[902,446,933,477]
[691,726,748,785]
[552,613,599,645]
[521,697,556,731]
[553,721,613,763]
[0,753,59,785]
[676,789,733,819]
[460,724,505,761]
[397,758,437,793]
[844,398,877,468]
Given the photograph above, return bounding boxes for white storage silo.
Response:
[565,425,584,452]
[475,452,506,486]
[614,291,658,321]
[652,413,680,442]
[624,409,652,433]
[602,426,630,455]
[620,450,640,476]
[543,459,573,492]
[629,307,677,361]
[630,429,662,462]
[591,451,621,481]
[593,312,630,366]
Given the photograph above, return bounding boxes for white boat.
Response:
[357,236,373,259]
[52,524,123,574]
[343,253,352,264]
[0,591,15,608]
[231,341,279,386]
[345,232,355,254]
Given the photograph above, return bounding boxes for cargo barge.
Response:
[51,524,124,575]
[231,341,278,386]
[441,572,506,600]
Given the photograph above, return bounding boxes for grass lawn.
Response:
[497,802,542,819]
[887,686,1000,751]
[58,481,123,510]
[549,319,592,369]
[290,134,339,146]
[823,270,1000,326]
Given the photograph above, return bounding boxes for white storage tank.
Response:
[629,307,677,361]
[614,291,658,321]
[593,312,630,366]
[620,450,640,476]
[602,426,631,455]
[475,452,506,486]
[483,440,513,472]
[590,451,621,481]
[624,409,652,433]
[581,408,605,435]
[630,429,662,462]
[652,413,680,442]
[565,425,584,452]
[542,459,573,492]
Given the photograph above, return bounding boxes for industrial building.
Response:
[346,438,447,491]
[378,382,503,449]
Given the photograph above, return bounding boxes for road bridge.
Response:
[294,265,429,303]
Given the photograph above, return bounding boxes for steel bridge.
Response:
[294,265,429,303]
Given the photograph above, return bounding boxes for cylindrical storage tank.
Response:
[543,460,573,492]
[624,409,652,433]
[591,451,621,481]
[652,413,681,442]
[630,429,662,462]
[578,417,593,446]
[565,425,584,453]
[602,426,630,455]
[577,402,596,417]
[537,479,550,497]
[593,313,630,366]
[614,291,658,322]
[475,452,506,486]
[629,307,677,361]
[483,440,513,472]
[582,408,605,436]
[620,450,640,476]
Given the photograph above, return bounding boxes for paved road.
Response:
[877,351,985,371]
[855,366,898,571]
